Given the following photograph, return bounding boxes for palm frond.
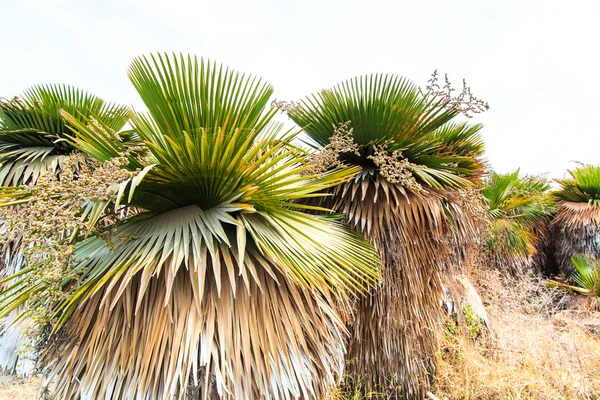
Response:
[289,73,485,190]
[554,165,600,206]
[571,255,600,296]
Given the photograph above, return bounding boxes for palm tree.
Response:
[0,53,380,399]
[0,84,129,187]
[552,165,600,277]
[0,85,129,375]
[482,170,553,276]
[288,74,486,398]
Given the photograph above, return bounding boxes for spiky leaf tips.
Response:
[289,73,486,397]
[0,53,380,399]
[553,165,600,277]
[483,170,553,276]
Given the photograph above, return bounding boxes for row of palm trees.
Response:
[483,166,600,282]
[0,53,598,399]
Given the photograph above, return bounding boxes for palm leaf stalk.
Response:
[552,165,600,277]
[0,85,129,376]
[482,170,553,276]
[289,73,486,398]
[0,53,380,399]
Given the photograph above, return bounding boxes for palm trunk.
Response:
[321,170,465,398]
[345,229,447,398]
[553,202,600,277]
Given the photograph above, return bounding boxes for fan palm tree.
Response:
[552,165,600,277]
[289,74,486,398]
[0,53,380,399]
[0,85,129,375]
[482,170,553,276]
[0,84,129,187]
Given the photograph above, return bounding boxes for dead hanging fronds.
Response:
[419,70,489,118]
[39,259,348,400]
[303,171,466,398]
[304,121,360,175]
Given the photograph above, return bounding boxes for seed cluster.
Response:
[0,152,135,353]
[368,144,424,194]
[419,70,489,118]
[305,121,359,175]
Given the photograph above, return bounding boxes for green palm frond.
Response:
[554,165,600,206]
[129,53,275,139]
[0,53,380,399]
[571,255,600,297]
[289,73,485,191]
[0,84,129,186]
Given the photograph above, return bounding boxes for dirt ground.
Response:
[0,375,40,400]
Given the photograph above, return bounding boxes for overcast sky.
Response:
[2,0,599,178]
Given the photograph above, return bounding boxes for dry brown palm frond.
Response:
[0,222,33,376]
[40,257,349,400]
[308,169,477,399]
[553,201,600,277]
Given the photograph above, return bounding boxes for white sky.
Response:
[2,0,599,179]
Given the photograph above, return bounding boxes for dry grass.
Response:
[0,375,40,400]
[435,269,600,399]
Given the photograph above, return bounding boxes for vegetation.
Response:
[436,270,600,400]
[0,85,129,376]
[0,85,129,187]
[553,165,600,277]
[547,255,600,297]
[289,72,486,398]
[482,170,553,275]
[0,54,380,399]
[0,57,599,400]
[571,255,600,297]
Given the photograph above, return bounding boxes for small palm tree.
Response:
[0,54,380,399]
[289,73,486,398]
[483,170,553,275]
[0,85,129,375]
[0,84,129,186]
[570,255,600,297]
[546,255,600,297]
[552,165,600,277]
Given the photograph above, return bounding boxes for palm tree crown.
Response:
[483,170,553,275]
[552,165,600,277]
[0,84,129,186]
